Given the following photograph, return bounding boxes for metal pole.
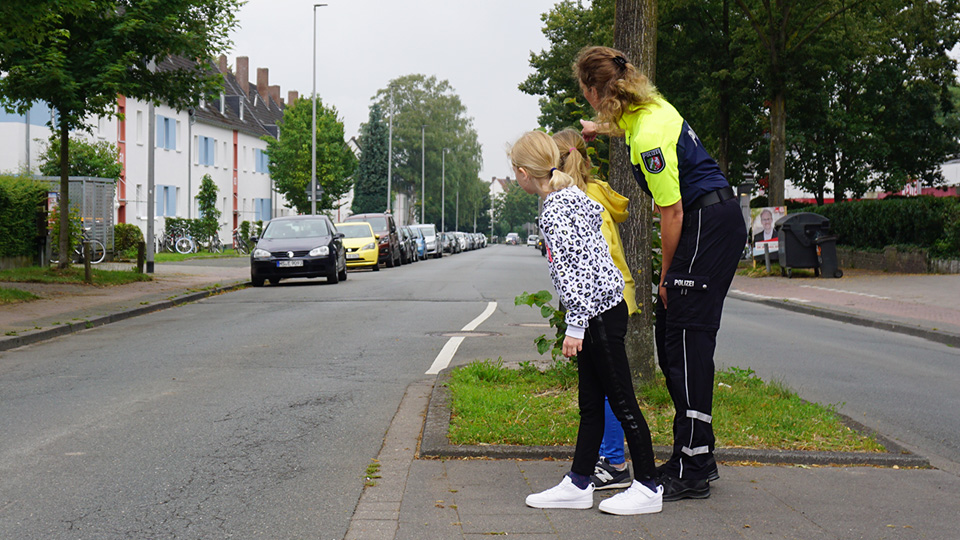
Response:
[146,97,155,273]
[311,5,326,215]
[455,189,459,232]
[387,90,393,213]
[421,125,425,222]
[441,148,448,233]
[187,109,193,219]
[24,108,30,171]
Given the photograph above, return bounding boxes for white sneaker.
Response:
[598,480,663,515]
[525,476,594,509]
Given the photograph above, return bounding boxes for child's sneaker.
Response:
[590,457,632,490]
[598,480,663,515]
[525,476,594,509]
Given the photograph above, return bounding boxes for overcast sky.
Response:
[228,0,563,182]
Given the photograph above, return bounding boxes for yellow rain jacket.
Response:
[584,180,638,315]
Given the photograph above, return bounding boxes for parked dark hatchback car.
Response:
[250,215,347,287]
[343,212,401,267]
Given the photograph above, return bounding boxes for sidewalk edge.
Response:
[420,369,930,468]
[0,281,248,352]
[729,291,960,348]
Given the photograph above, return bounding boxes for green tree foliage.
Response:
[0,0,240,267]
[519,0,614,133]
[0,174,48,258]
[195,174,220,242]
[491,185,539,238]
[372,75,482,230]
[785,0,960,203]
[353,102,388,214]
[266,96,357,215]
[38,136,123,179]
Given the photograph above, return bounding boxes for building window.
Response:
[255,149,269,174]
[198,136,215,166]
[156,115,176,150]
[254,198,272,221]
[156,185,177,217]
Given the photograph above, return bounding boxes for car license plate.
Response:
[346,253,360,260]
[277,260,303,267]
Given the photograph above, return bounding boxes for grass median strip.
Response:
[0,287,40,304]
[447,359,885,453]
[0,266,152,286]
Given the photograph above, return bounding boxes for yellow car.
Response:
[335,221,380,271]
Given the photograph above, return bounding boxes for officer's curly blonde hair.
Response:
[574,46,659,136]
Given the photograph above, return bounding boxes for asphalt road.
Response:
[0,244,554,540]
[2,244,958,539]
[717,297,960,472]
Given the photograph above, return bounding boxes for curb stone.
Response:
[0,281,248,352]
[420,368,930,468]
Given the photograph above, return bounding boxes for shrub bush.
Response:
[801,197,960,258]
[114,223,144,254]
[0,174,48,258]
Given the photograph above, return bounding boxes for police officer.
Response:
[576,45,747,501]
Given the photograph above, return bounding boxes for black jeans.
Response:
[571,300,657,482]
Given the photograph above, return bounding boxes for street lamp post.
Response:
[421,124,425,223]
[311,3,327,216]
[386,90,393,213]
[441,148,450,233]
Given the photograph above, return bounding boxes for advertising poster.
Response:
[751,206,785,258]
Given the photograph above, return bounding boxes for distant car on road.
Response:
[335,221,379,272]
[411,223,442,259]
[250,215,347,287]
[343,213,401,268]
[505,232,520,245]
[527,234,539,247]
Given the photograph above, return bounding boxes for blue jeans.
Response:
[600,397,625,465]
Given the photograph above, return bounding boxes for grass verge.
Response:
[0,287,40,304]
[447,359,885,453]
[0,266,152,286]
[737,262,816,278]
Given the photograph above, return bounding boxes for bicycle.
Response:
[233,227,249,254]
[51,227,106,265]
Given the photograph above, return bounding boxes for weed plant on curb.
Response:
[447,360,885,453]
[0,287,40,304]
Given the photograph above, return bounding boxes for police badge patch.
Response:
[640,148,666,174]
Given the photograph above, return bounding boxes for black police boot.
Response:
[661,474,710,502]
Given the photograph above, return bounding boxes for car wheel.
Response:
[269,278,280,285]
[386,253,395,268]
[372,262,380,272]
[327,267,339,283]
[252,276,265,287]
[338,263,348,281]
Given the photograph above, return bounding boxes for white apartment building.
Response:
[0,55,302,244]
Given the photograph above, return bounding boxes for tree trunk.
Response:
[768,90,786,206]
[613,0,657,384]
[58,122,71,270]
[717,0,731,176]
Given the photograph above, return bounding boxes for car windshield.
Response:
[263,219,329,239]
[356,216,387,231]
[336,223,374,239]
[413,225,436,237]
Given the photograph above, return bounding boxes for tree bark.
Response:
[58,122,71,270]
[613,0,657,384]
[768,90,786,206]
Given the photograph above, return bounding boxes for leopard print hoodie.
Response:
[540,186,625,339]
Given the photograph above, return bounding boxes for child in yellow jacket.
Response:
[553,129,637,490]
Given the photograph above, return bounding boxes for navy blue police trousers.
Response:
[655,197,746,481]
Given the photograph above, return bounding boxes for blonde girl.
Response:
[511,130,661,516]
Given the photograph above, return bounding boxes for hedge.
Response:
[0,174,48,258]
[114,223,144,254]
[801,196,960,258]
